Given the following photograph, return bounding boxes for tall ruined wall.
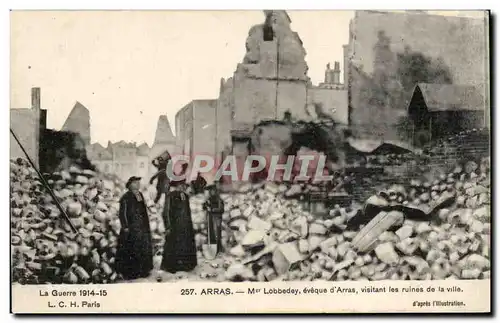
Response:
[232,10,309,130]
[232,67,309,129]
[233,74,278,127]
[350,11,487,86]
[307,87,349,124]
[62,102,91,145]
[347,64,406,140]
[193,100,217,158]
[277,81,308,120]
[216,78,234,155]
[242,11,308,81]
[347,11,488,135]
[175,102,194,157]
[10,109,41,166]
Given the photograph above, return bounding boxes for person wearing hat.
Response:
[150,157,169,204]
[160,178,197,273]
[191,172,207,195]
[203,184,225,255]
[115,176,153,280]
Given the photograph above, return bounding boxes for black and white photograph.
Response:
[9,9,491,313]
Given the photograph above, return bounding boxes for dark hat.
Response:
[206,184,217,191]
[126,176,142,189]
[169,177,186,188]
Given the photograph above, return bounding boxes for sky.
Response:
[10,10,485,146]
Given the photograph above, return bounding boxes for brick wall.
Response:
[346,129,490,202]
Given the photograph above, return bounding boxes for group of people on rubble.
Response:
[114,151,225,281]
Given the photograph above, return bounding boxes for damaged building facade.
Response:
[175,99,218,160]
[344,10,489,140]
[10,88,93,174]
[176,10,349,161]
[10,88,45,168]
[61,102,91,145]
[10,86,178,182]
[86,114,177,182]
[59,96,178,181]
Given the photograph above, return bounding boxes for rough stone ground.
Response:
[10,147,491,284]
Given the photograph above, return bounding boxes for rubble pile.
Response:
[10,158,130,284]
[188,156,490,282]
[424,128,489,156]
[367,153,415,166]
[11,151,490,284]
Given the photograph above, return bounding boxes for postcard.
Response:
[10,9,491,314]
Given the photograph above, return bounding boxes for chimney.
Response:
[324,63,332,83]
[333,61,341,84]
[31,87,40,110]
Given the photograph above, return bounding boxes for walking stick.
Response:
[10,128,78,234]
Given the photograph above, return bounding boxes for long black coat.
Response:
[161,190,197,273]
[115,191,153,280]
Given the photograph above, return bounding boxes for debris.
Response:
[352,211,404,252]
[272,242,304,275]
[375,242,399,265]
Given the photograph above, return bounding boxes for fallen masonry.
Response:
[10,152,491,283]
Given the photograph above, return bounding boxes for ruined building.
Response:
[175,100,217,159]
[11,88,94,173]
[344,10,489,139]
[87,141,150,182]
[10,88,46,167]
[151,114,177,158]
[61,101,91,145]
[176,10,349,161]
[86,114,177,182]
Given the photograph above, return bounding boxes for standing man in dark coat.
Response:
[115,176,154,280]
[150,151,171,204]
[161,180,198,273]
[203,184,225,254]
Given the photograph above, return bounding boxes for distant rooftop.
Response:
[154,115,176,144]
[411,83,486,112]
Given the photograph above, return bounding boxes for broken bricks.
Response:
[11,147,492,284]
[352,211,405,252]
[272,242,304,275]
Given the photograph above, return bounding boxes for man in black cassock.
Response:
[115,176,153,280]
[160,180,198,273]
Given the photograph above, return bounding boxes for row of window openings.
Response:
[97,151,136,159]
[102,162,147,172]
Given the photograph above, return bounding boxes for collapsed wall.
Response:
[39,129,95,174]
[218,120,348,186]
